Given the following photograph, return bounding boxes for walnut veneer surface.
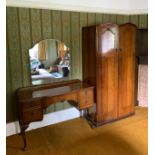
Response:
[82,23,136,125]
[17,79,94,150]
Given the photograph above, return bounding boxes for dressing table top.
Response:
[17,79,93,101]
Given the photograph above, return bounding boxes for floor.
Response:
[6,107,148,155]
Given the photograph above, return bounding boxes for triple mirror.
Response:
[29,39,71,85]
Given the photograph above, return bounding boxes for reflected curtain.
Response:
[58,42,65,58]
[38,40,48,60]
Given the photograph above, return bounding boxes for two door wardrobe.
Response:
[82,23,137,126]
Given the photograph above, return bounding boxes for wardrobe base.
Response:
[85,112,135,128]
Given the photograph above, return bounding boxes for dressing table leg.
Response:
[20,124,28,151]
[80,109,90,117]
[21,127,27,151]
[80,110,83,117]
[86,108,89,115]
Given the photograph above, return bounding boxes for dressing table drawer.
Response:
[22,108,43,124]
[78,88,94,109]
[61,93,77,101]
[43,93,77,108]
[21,99,42,109]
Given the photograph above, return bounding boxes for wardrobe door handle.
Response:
[115,48,122,52]
[118,48,122,52]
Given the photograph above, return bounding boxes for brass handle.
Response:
[116,48,122,52]
[118,48,122,52]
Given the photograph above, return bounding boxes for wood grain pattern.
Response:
[82,23,136,124]
[118,57,135,116]
[82,24,119,123]
[118,23,136,117]
[96,56,118,122]
[96,24,119,122]
[119,23,136,57]
[82,26,96,87]
[17,80,94,150]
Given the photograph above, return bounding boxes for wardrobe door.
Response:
[96,24,119,123]
[118,23,136,117]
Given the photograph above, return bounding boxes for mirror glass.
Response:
[29,39,71,85]
[102,30,115,53]
[101,27,118,54]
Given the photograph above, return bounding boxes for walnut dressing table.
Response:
[16,79,94,150]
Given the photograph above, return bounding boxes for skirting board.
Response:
[6,107,80,137]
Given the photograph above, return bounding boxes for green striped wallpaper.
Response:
[6,6,148,122]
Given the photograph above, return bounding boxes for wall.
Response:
[6,6,148,123]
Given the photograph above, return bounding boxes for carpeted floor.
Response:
[6,107,148,155]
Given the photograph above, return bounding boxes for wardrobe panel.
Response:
[82,26,96,86]
[119,23,136,57]
[118,23,136,117]
[96,55,118,122]
[96,24,118,123]
[118,56,135,117]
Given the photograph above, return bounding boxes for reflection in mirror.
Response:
[101,27,118,54]
[102,30,114,53]
[29,39,71,85]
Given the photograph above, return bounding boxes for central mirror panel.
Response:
[29,39,71,85]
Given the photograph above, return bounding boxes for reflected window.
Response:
[29,44,38,59]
